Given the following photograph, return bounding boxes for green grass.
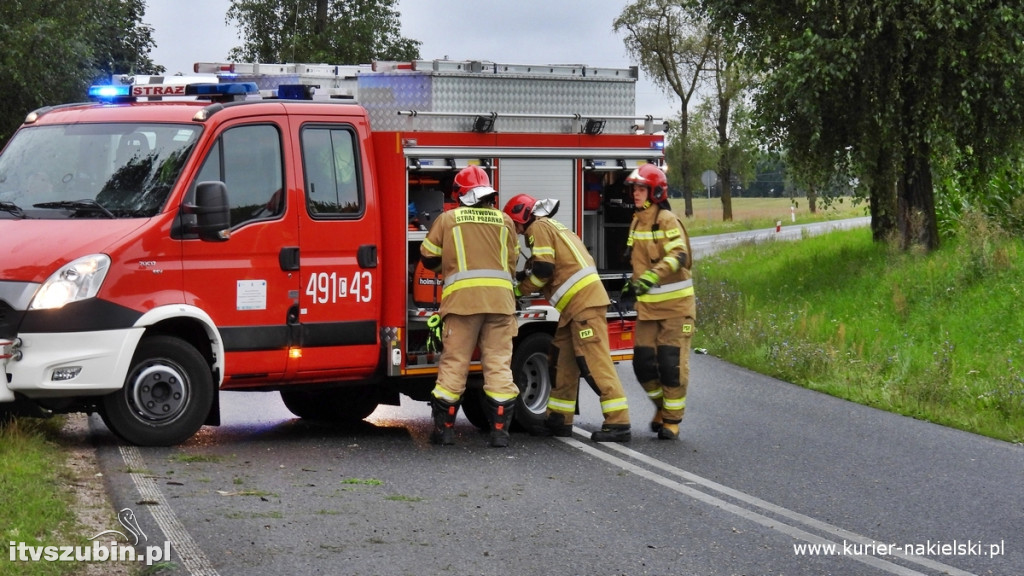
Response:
[694,215,1024,443]
[340,478,383,486]
[0,417,80,576]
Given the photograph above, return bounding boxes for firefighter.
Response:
[503,194,631,442]
[420,166,520,447]
[624,164,695,440]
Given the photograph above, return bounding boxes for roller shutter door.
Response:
[497,158,575,233]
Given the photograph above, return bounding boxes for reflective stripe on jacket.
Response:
[629,204,693,319]
[519,217,609,322]
[421,206,518,316]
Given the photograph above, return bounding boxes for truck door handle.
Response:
[279,246,300,271]
[357,244,377,268]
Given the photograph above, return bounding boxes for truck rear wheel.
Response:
[280,387,379,423]
[511,331,553,431]
[100,336,213,446]
[460,384,490,430]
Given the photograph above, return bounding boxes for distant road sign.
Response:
[700,170,718,188]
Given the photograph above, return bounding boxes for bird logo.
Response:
[89,508,148,546]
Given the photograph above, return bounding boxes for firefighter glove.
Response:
[633,270,659,296]
[619,280,636,304]
[426,313,443,353]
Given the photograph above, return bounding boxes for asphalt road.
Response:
[81,217,1021,576]
[86,352,1021,576]
[689,216,871,259]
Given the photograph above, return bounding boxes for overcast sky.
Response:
[145,0,678,120]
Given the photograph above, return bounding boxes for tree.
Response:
[705,33,750,221]
[95,0,163,78]
[0,0,160,146]
[226,0,420,64]
[701,0,1024,250]
[669,98,756,204]
[615,0,713,218]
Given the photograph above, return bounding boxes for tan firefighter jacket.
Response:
[518,217,610,325]
[628,203,694,320]
[420,205,518,316]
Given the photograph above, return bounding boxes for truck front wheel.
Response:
[100,336,214,446]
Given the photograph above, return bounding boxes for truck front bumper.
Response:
[1,328,144,402]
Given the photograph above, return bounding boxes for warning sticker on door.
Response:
[237,280,267,310]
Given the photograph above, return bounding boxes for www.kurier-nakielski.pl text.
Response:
[793,539,1005,558]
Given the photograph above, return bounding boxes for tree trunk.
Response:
[315,0,328,35]
[716,95,733,221]
[897,150,940,250]
[678,103,694,217]
[719,166,733,221]
[868,144,898,243]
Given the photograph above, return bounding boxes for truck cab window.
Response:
[193,124,284,227]
[301,126,362,217]
[0,123,196,218]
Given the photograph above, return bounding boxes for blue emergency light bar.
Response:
[88,85,131,99]
[277,84,316,100]
[185,82,259,96]
[87,82,259,103]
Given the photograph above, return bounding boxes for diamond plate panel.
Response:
[360,71,637,133]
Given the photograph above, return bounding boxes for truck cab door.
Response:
[291,122,381,379]
[181,122,297,384]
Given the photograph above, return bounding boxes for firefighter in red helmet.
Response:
[503,193,631,442]
[624,164,695,440]
[420,165,520,447]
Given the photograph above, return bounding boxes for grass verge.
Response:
[1,417,79,576]
[694,214,1024,443]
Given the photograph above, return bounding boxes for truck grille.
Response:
[0,301,22,340]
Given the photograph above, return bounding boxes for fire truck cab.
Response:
[0,60,665,445]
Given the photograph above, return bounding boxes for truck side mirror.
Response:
[192,181,231,242]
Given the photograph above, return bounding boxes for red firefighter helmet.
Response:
[625,164,668,204]
[503,194,537,225]
[452,165,497,206]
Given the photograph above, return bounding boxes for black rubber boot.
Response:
[542,412,573,437]
[591,424,632,443]
[429,397,460,445]
[657,422,680,440]
[488,399,516,448]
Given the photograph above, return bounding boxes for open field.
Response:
[680,196,868,236]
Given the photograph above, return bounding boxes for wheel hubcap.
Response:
[130,364,188,423]
[517,351,550,416]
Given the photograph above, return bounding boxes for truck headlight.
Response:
[30,254,111,310]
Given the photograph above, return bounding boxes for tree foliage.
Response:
[700,0,1024,250]
[615,0,713,218]
[226,0,420,64]
[0,0,160,145]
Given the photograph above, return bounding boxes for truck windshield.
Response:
[0,123,200,219]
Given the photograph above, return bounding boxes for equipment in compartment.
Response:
[412,261,443,309]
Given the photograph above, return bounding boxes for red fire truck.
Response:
[0,59,665,445]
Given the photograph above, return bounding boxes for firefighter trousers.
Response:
[547,307,629,426]
[432,312,519,404]
[633,314,694,424]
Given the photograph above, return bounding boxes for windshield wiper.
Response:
[0,201,26,219]
[33,199,115,219]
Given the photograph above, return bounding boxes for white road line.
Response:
[564,428,976,576]
[119,445,220,576]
